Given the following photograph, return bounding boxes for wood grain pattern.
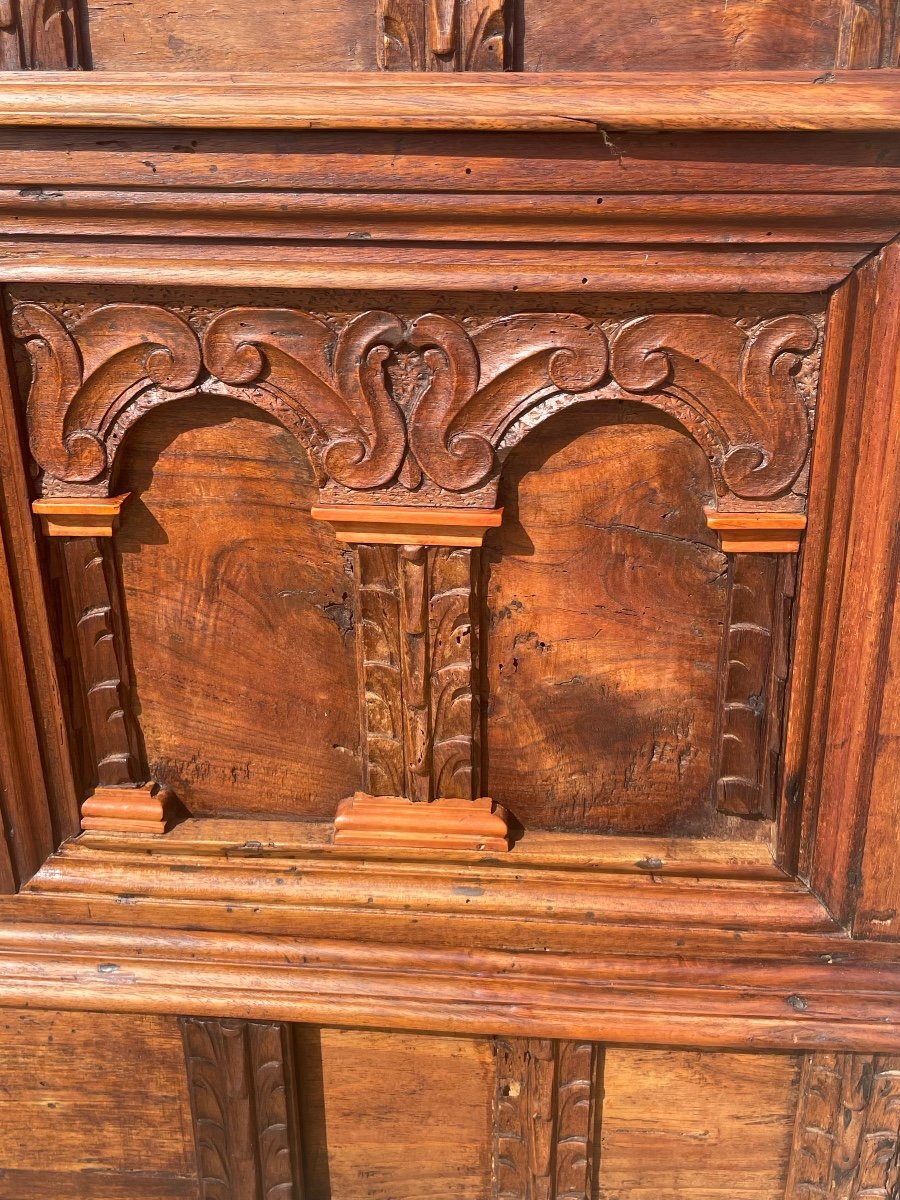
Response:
[600,1048,799,1199]
[715,554,794,818]
[836,0,900,67]
[493,1038,600,1200]
[0,1008,197,1196]
[785,1052,900,1200]
[108,397,361,821]
[181,1017,304,1200]
[294,1026,494,1200]
[0,72,894,131]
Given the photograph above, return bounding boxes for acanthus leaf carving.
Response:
[203,307,408,490]
[12,301,202,485]
[609,314,817,500]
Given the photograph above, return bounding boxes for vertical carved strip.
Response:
[493,1039,601,1200]
[181,1018,304,1200]
[459,0,510,69]
[0,0,83,69]
[785,1052,900,1200]
[836,0,899,67]
[377,0,426,69]
[430,546,479,800]
[716,553,794,818]
[356,545,405,797]
[60,536,142,788]
[399,545,433,801]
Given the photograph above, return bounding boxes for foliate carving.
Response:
[786,1052,900,1200]
[378,0,511,70]
[60,536,142,788]
[356,545,405,797]
[355,543,480,801]
[493,1038,600,1200]
[716,554,795,818]
[0,0,83,69]
[12,301,202,486]
[15,303,818,509]
[610,314,817,500]
[180,1017,304,1200]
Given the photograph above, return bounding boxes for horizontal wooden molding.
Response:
[334,793,510,852]
[32,493,130,537]
[705,509,807,552]
[312,505,503,546]
[0,71,895,131]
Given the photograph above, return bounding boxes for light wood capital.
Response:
[312,504,503,547]
[32,494,131,538]
[704,508,806,553]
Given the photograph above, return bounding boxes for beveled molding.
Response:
[0,71,895,131]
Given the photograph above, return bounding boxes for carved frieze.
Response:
[13,302,819,515]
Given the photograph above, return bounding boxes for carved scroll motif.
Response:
[609,314,818,501]
[180,1018,304,1200]
[355,543,479,801]
[494,1038,601,1200]
[785,1052,900,1200]
[0,0,83,69]
[716,554,796,818]
[378,0,511,69]
[15,304,818,510]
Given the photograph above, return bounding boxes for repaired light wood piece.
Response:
[312,504,503,546]
[705,509,808,552]
[32,493,130,537]
[334,793,509,851]
[80,783,177,835]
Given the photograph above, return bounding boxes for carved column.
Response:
[0,0,85,69]
[377,0,514,70]
[313,505,509,851]
[704,511,806,819]
[32,494,175,834]
[493,1038,602,1200]
[785,1051,900,1200]
[181,1018,305,1200]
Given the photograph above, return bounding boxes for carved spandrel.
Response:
[493,1038,601,1200]
[15,302,818,517]
[180,1017,304,1200]
[786,1052,900,1200]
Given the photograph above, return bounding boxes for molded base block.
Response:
[80,783,178,835]
[333,793,510,852]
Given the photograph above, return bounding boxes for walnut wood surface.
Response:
[0,71,895,131]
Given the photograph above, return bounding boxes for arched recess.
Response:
[482,398,776,840]
[108,392,361,820]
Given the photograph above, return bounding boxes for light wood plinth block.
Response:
[312,505,503,547]
[32,494,130,538]
[704,508,807,552]
[80,783,177,835]
[334,793,510,852]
